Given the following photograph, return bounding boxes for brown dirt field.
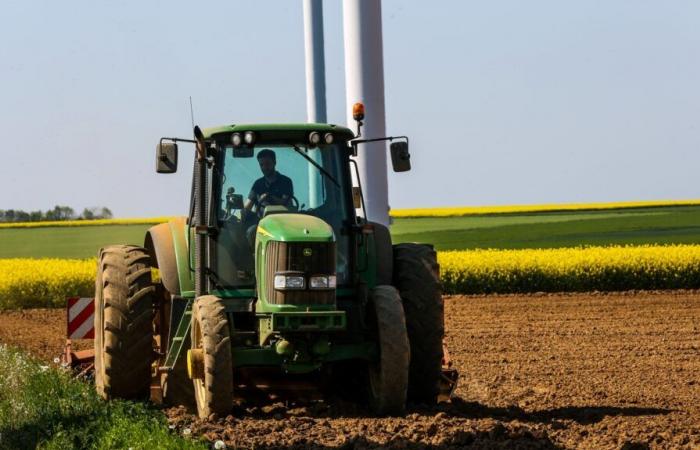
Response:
[0,308,91,362]
[2,291,700,449]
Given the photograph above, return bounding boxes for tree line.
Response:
[0,206,113,222]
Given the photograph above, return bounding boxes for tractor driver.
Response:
[242,149,294,246]
[243,149,294,217]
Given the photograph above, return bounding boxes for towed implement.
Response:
[88,105,457,418]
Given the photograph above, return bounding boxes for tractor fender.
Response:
[370,221,393,286]
[144,217,192,295]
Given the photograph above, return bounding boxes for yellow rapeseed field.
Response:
[0,217,174,229]
[439,245,700,294]
[391,199,700,218]
[0,259,95,309]
[2,244,700,308]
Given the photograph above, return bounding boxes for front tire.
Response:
[367,285,410,416]
[190,296,233,419]
[94,245,155,400]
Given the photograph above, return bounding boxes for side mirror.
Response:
[390,141,411,172]
[156,142,178,173]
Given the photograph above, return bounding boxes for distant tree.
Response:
[80,206,112,220]
[81,208,95,220]
[99,207,113,219]
[44,206,70,221]
[55,205,74,220]
[0,205,112,222]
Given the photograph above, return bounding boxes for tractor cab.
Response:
[206,124,356,292]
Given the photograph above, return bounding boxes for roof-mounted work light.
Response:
[309,131,322,146]
[244,131,256,145]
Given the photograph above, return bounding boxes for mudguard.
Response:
[144,217,193,296]
[370,221,393,286]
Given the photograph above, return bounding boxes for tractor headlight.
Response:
[244,131,256,145]
[231,133,243,147]
[324,133,334,144]
[309,275,336,289]
[309,131,321,146]
[274,273,305,290]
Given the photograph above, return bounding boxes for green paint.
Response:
[257,311,346,346]
[162,299,192,369]
[257,214,335,242]
[358,232,379,288]
[254,214,336,311]
[211,288,256,298]
[168,217,194,295]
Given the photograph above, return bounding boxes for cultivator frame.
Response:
[61,307,458,404]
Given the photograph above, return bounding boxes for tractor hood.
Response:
[257,214,335,243]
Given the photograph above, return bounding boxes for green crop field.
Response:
[392,205,700,250]
[0,224,152,258]
[1,205,700,258]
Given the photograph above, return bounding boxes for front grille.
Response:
[266,241,336,305]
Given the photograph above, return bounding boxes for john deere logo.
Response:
[303,248,313,257]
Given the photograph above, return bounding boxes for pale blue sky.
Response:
[1,1,698,217]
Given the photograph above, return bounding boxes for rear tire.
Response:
[191,295,233,419]
[393,243,444,404]
[94,245,155,400]
[367,285,410,416]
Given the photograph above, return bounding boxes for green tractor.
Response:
[93,105,457,418]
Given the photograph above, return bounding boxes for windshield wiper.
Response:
[292,145,340,188]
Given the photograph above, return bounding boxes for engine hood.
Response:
[256,213,335,242]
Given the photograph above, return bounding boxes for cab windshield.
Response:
[213,142,352,288]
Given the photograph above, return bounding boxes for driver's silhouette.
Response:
[243,149,294,218]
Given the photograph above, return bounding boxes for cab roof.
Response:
[203,123,355,140]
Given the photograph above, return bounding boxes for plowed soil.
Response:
[2,291,700,449]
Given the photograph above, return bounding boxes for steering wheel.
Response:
[289,195,300,211]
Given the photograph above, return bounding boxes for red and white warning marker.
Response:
[67,296,94,339]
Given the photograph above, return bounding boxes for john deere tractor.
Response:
[93,104,456,418]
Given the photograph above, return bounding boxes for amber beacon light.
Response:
[352,102,365,121]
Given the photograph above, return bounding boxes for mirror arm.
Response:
[159,136,216,162]
[349,135,410,163]
[351,135,408,146]
[160,137,197,145]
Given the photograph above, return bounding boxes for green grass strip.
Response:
[391,199,700,218]
[0,345,205,450]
